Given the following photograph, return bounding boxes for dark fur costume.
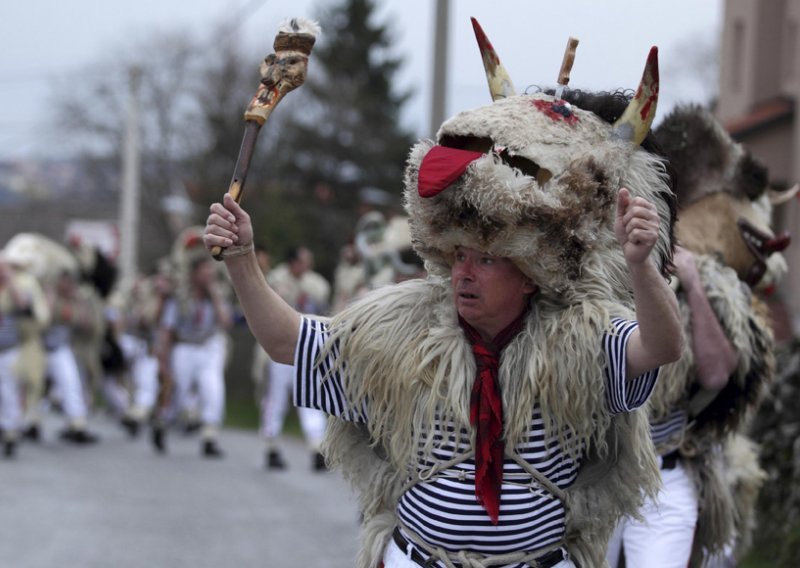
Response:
[652,105,783,565]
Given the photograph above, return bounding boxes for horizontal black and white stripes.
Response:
[650,409,688,450]
[294,316,658,566]
[294,317,368,423]
[604,317,659,414]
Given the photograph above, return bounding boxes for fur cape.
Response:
[321,277,659,568]
[647,253,774,563]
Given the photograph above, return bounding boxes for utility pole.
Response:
[429,0,450,137]
[119,65,142,284]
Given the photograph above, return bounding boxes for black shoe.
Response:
[22,424,40,442]
[183,420,202,436]
[266,449,287,470]
[60,428,99,444]
[202,439,224,458]
[3,440,16,458]
[151,425,166,454]
[120,416,140,438]
[312,451,327,472]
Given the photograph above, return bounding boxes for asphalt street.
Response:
[0,415,361,568]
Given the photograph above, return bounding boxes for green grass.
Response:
[739,552,772,568]
[224,397,302,437]
[223,398,260,430]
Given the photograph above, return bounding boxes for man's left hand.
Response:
[615,187,660,265]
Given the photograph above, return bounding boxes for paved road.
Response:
[0,415,361,568]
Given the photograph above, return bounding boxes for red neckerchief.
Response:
[459,310,527,524]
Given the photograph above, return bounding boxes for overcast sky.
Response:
[0,0,722,161]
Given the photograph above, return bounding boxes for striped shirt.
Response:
[0,312,20,350]
[294,316,658,566]
[160,297,223,345]
[650,408,688,452]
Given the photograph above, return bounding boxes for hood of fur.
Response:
[404,94,674,303]
[657,104,790,291]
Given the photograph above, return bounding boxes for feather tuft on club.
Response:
[279,17,321,37]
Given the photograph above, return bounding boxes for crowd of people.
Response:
[2,16,798,568]
[0,205,419,469]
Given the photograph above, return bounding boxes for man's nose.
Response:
[454,259,474,280]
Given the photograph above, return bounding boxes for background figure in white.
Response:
[113,272,171,437]
[0,255,43,457]
[157,255,232,458]
[42,270,99,444]
[263,246,330,471]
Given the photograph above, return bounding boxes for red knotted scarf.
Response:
[459,311,527,525]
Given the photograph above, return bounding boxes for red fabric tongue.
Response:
[418,145,484,197]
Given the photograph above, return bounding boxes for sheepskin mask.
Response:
[403,19,674,303]
[656,105,793,290]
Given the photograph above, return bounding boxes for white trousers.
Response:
[46,345,89,421]
[381,539,575,568]
[606,461,698,568]
[169,333,226,426]
[261,360,327,448]
[0,347,22,433]
[119,334,158,413]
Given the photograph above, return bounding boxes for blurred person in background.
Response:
[0,253,48,457]
[42,269,100,444]
[261,245,330,471]
[154,232,233,458]
[109,270,172,437]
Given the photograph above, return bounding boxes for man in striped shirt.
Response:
[204,34,682,566]
[204,180,681,567]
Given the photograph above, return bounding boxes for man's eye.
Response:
[481,257,494,265]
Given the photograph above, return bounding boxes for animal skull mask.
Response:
[403,20,675,304]
[656,104,793,290]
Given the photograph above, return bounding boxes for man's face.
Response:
[451,246,536,341]
[191,259,215,288]
[289,248,313,278]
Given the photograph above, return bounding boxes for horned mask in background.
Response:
[656,104,794,292]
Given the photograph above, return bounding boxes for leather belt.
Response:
[392,528,565,568]
[660,451,680,470]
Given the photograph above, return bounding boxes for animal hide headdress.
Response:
[322,19,677,568]
[651,106,784,563]
[656,104,792,291]
[405,20,675,304]
[652,105,784,444]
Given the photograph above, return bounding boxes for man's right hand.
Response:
[672,245,700,290]
[204,193,254,254]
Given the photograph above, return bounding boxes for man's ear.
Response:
[523,279,538,295]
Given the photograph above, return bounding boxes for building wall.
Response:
[718,0,800,335]
[718,0,798,121]
[739,120,795,182]
[718,0,761,121]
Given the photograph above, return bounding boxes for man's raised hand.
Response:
[204,193,254,255]
[615,187,660,265]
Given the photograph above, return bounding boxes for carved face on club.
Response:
[260,52,310,91]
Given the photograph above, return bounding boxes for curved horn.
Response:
[471,17,516,101]
[612,46,659,145]
[768,183,800,205]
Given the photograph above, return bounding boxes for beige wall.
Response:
[718,0,800,335]
[718,0,761,122]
